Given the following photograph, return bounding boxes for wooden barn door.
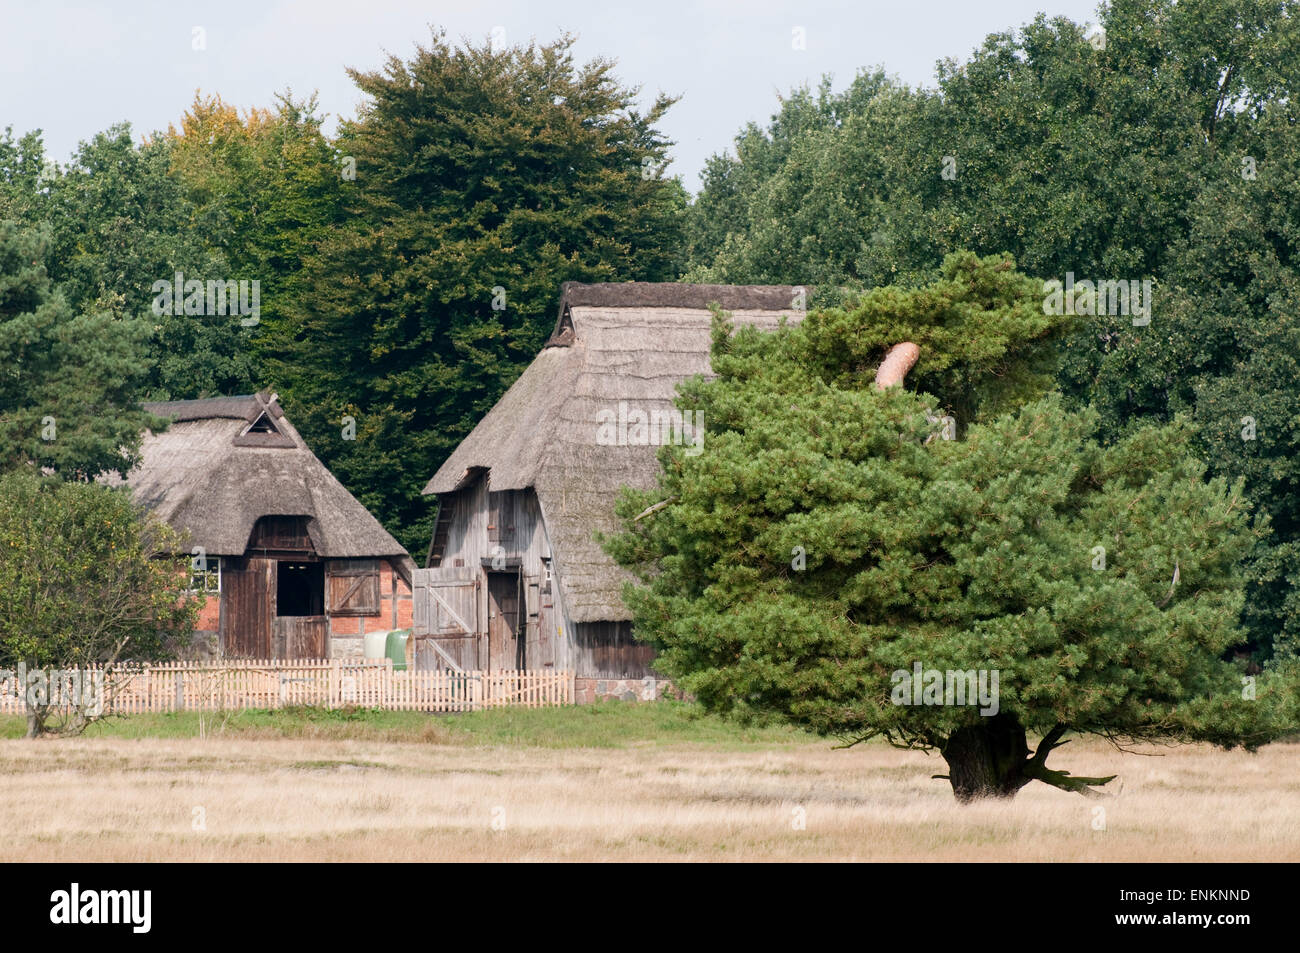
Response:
[486,571,523,671]
[411,567,480,671]
[275,616,327,658]
[327,560,380,618]
[273,560,326,659]
[221,556,273,658]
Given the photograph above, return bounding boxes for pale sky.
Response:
[2,0,1103,192]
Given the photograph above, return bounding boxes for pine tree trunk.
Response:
[940,713,1032,802]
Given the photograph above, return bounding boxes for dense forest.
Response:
[3,0,1300,666]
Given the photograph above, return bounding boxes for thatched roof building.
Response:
[131,392,406,562]
[415,282,805,695]
[122,392,412,658]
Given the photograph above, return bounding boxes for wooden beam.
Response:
[390,567,398,629]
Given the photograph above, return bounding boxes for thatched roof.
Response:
[119,392,408,562]
[424,281,806,623]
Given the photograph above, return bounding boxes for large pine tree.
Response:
[605,255,1298,801]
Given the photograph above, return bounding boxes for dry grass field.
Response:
[0,705,1296,861]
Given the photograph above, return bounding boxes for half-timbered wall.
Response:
[326,561,412,643]
[219,540,410,659]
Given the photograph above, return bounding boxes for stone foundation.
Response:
[574,676,675,704]
[330,636,365,660]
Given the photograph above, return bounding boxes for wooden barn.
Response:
[123,391,414,659]
[414,282,803,701]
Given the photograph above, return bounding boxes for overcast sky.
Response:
[3,0,1103,192]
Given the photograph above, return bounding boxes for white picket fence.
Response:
[0,658,573,714]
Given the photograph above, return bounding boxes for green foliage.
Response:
[690,1,1298,289]
[0,126,47,226]
[793,252,1073,425]
[265,30,689,553]
[36,125,256,399]
[164,92,346,398]
[0,220,157,479]
[683,69,945,295]
[606,269,1298,786]
[0,470,198,668]
[685,0,1300,660]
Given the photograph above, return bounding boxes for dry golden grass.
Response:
[2,733,1297,861]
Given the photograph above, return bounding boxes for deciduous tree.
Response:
[266,29,688,553]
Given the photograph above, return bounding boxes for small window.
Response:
[188,557,221,594]
[246,412,279,434]
[233,412,295,447]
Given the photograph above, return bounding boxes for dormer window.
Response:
[245,412,279,435]
[546,307,576,347]
[233,404,295,447]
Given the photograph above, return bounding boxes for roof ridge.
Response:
[546,281,807,348]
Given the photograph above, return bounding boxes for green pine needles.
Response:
[606,254,1299,801]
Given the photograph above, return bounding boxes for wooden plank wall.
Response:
[419,475,654,678]
[221,556,274,657]
[274,616,327,658]
[573,621,654,679]
[412,566,481,671]
[417,477,564,672]
[435,479,490,571]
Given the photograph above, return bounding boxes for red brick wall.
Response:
[195,595,221,632]
[174,566,220,633]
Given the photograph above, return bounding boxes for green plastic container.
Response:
[385,629,410,672]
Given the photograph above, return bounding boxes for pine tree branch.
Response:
[632,497,677,522]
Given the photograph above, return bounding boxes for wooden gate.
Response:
[412,567,480,671]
